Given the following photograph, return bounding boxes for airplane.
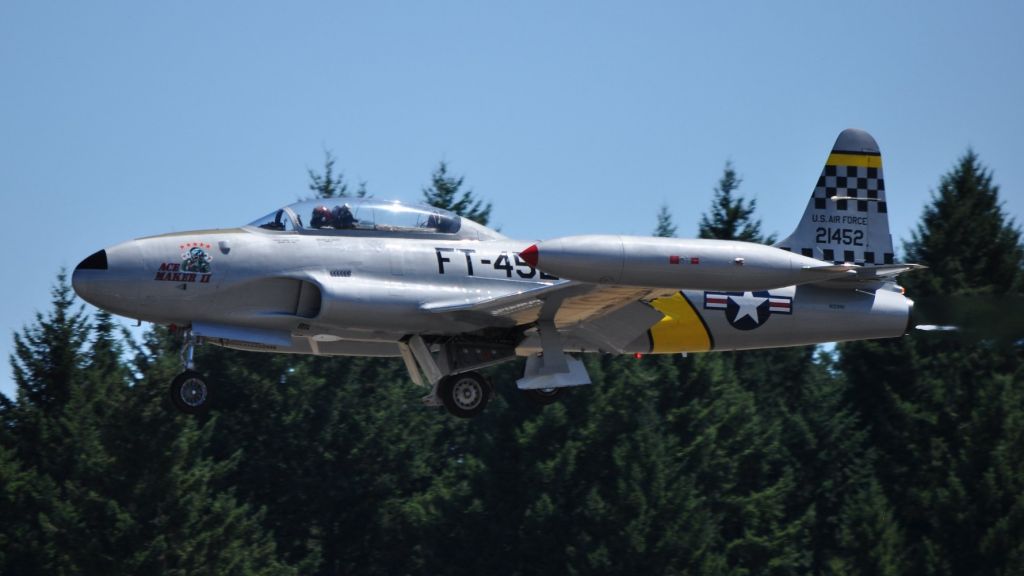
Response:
[72,129,922,418]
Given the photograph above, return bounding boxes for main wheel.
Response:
[169,370,210,415]
[438,372,492,418]
[522,387,565,406]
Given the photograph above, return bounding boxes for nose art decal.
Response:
[154,242,214,284]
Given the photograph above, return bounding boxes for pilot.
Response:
[311,205,334,228]
[332,203,358,229]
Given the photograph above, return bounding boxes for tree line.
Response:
[1,151,1021,575]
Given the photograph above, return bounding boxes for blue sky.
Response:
[2,1,1022,397]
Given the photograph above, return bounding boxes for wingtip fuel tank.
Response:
[519,235,855,292]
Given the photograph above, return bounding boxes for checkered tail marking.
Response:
[774,129,895,266]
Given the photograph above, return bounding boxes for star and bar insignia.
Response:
[703,291,792,331]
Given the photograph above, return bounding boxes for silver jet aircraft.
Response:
[73,129,921,418]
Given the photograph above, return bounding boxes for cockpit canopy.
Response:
[247,198,504,240]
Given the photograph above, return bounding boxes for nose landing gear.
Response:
[169,330,210,415]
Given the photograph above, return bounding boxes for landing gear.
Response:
[169,329,210,415]
[438,372,492,419]
[522,387,566,406]
[169,370,210,414]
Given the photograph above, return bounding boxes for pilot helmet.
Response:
[312,205,333,226]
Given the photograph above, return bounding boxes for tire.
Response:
[169,370,210,415]
[438,372,492,418]
[522,387,565,406]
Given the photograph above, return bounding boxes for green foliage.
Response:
[839,148,1024,574]
[905,150,1022,296]
[422,161,492,225]
[654,203,677,237]
[2,276,294,575]
[698,160,774,244]
[307,149,367,199]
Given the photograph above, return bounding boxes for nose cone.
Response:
[76,249,108,271]
[72,249,108,303]
[72,243,143,314]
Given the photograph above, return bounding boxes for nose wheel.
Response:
[438,372,492,419]
[169,329,210,415]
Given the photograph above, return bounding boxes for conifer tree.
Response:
[654,203,677,237]
[834,478,908,575]
[698,161,774,243]
[1,275,296,574]
[0,444,57,572]
[10,270,89,419]
[840,149,1024,574]
[422,161,492,225]
[307,150,347,198]
[905,149,1022,296]
[307,149,367,199]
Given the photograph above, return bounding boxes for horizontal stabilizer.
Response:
[802,264,860,275]
[852,263,927,278]
[803,262,926,286]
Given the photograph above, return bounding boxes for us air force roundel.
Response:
[703,291,792,331]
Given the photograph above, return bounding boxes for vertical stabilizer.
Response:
[774,129,894,265]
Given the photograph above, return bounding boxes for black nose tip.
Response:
[76,250,108,271]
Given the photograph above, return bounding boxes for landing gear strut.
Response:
[437,372,492,419]
[169,329,210,415]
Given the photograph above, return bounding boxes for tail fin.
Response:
[774,129,894,266]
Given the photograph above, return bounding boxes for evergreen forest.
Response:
[2,152,1022,575]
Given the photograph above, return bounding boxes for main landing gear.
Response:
[432,373,568,417]
[399,335,581,419]
[169,330,211,415]
[437,372,493,419]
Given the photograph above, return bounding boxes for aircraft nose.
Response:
[71,242,144,314]
[72,249,106,304]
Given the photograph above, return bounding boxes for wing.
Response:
[422,281,673,353]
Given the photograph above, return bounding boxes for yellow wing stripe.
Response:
[827,153,883,168]
[648,292,711,353]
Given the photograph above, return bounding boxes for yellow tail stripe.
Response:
[649,292,711,353]
[827,153,883,168]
